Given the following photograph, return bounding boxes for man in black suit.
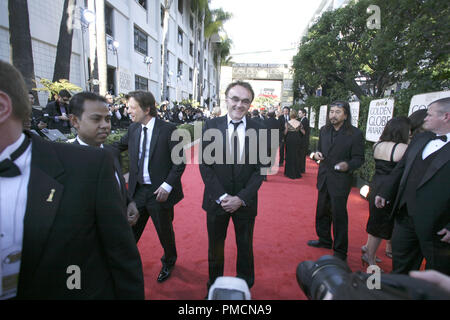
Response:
[45,89,72,134]
[375,97,450,275]
[114,91,186,283]
[298,108,310,173]
[278,106,290,166]
[199,81,266,293]
[307,101,365,261]
[69,91,139,226]
[0,60,144,299]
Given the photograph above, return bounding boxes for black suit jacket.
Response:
[45,101,72,134]
[114,119,185,208]
[278,115,289,141]
[300,117,310,149]
[316,125,365,197]
[379,132,450,239]
[199,116,265,217]
[17,133,144,299]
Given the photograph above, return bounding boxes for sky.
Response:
[209,0,322,65]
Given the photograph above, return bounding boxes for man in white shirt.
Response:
[376,97,450,275]
[0,60,144,299]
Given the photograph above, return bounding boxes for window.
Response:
[189,41,193,56]
[178,27,183,46]
[204,59,207,70]
[177,59,183,76]
[178,0,183,14]
[105,5,113,36]
[137,0,147,9]
[189,68,193,81]
[198,51,200,64]
[134,26,147,55]
[135,75,148,91]
[161,5,164,27]
[190,14,194,31]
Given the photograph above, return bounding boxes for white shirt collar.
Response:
[142,117,156,130]
[227,114,247,127]
[0,134,25,162]
[76,136,104,148]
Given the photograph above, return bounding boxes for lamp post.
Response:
[144,56,153,80]
[80,8,95,91]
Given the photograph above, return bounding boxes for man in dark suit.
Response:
[114,91,186,283]
[307,101,365,261]
[45,89,72,134]
[375,97,450,275]
[69,91,139,226]
[278,106,290,166]
[0,60,144,299]
[199,81,266,293]
[298,108,310,173]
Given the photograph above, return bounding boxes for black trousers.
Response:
[279,138,286,164]
[206,210,255,290]
[392,206,450,276]
[299,144,307,173]
[315,184,349,258]
[133,184,177,268]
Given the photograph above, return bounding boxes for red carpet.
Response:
[137,145,393,300]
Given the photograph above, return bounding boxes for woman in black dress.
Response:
[284,110,305,179]
[362,117,410,268]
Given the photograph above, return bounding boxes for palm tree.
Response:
[95,0,107,96]
[8,0,37,97]
[53,0,75,83]
[191,0,208,103]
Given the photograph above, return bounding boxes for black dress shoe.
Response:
[157,265,174,283]
[307,240,332,249]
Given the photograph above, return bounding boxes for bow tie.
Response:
[432,135,447,142]
[0,136,30,178]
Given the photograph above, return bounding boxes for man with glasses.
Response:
[45,89,72,134]
[199,81,266,296]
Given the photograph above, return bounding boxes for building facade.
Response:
[0,0,221,109]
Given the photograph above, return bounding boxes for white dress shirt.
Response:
[0,134,32,299]
[422,133,450,159]
[139,118,172,193]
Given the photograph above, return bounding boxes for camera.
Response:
[297,255,450,300]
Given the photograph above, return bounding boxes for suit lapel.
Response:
[19,135,65,287]
[132,124,141,166]
[399,134,432,188]
[418,140,450,189]
[148,118,160,162]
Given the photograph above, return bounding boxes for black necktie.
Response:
[0,136,30,178]
[432,134,447,142]
[137,127,148,185]
[231,120,243,164]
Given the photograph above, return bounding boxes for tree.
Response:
[52,0,75,83]
[161,0,174,101]
[8,0,36,95]
[95,0,107,96]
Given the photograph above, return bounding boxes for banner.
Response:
[349,101,360,127]
[408,90,450,116]
[365,98,394,142]
[309,110,316,128]
[318,105,327,129]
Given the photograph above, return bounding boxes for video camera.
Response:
[297,255,450,300]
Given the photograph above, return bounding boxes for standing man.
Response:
[278,106,290,166]
[114,91,186,283]
[199,81,266,294]
[375,97,450,275]
[45,89,72,134]
[69,91,139,226]
[298,108,310,173]
[0,61,144,299]
[307,101,365,261]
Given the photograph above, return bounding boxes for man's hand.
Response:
[38,121,47,130]
[334,161,349,172]
[374,195,386,208]
[221,196,243,213]
[314,152,324,161]
[154,186,170,202]
[60,114,69,121]
[127,201,139,226]
[437,228,450,244]
[410,270,450,295]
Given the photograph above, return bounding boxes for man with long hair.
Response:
[307,101,365,261]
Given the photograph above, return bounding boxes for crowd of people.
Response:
[1,59,449,300]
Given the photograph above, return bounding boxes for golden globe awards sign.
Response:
[309,110,316,128]
[365,98,394,142]
[349,101,360,127]
[318,105,328,129]
[408,90,450,116]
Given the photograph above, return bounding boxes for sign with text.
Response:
[408,90,450,116]
[365,98,394,142]
[349,101,360,127]
[318,105,328,129]
[309,110,316,128]
[118,68,132,94]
